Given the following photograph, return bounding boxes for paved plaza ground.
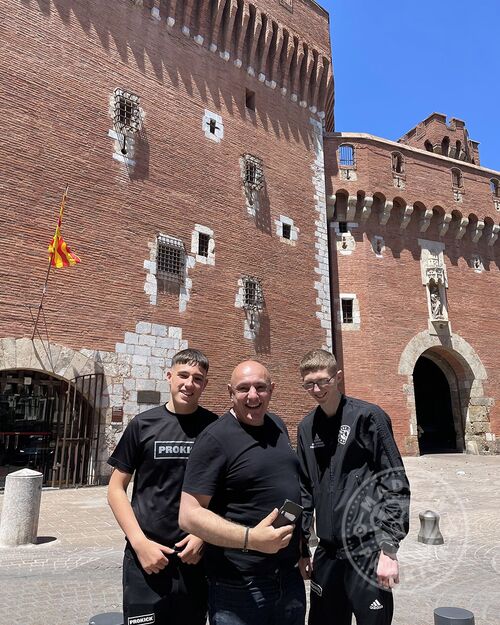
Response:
[0,454,498,625]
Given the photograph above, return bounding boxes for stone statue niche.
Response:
[428,280,445,320]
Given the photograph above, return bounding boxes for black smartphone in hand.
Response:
[272,499,304,528]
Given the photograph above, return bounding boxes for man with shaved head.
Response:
[180,360,306,625]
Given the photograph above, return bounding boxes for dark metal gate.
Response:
[51,373,104,487]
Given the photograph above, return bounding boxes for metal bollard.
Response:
[0,469,43,546]
[418,510,444,545]
[434,606,475,625]
[88,613,123,625]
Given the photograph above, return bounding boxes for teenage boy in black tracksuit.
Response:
[107,349,218,625]
[297,349,410,625]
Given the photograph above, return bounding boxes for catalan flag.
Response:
[47,187,81,268]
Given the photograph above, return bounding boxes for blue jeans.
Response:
[208,566,306,625]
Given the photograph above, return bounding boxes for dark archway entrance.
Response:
[413,356,462,454]
[0,369,103,487]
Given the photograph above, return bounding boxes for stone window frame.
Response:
[338,144,355,168]
[235,276,264,340]
[156,234,186,287]
[490,178,499,199]
[108,87,142,166]
[275,215,298,244]
[451,168,463,189]
[338,293,360,331]
[190,225,215,265]
[338,144,356,181]
[391,151,405,174]
[243,154,265,191]
[371,235,384,258]
[202,110,224,143]
[391,151,406,188]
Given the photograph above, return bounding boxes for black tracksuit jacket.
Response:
[297,395,410,558]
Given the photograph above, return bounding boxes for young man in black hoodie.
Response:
[107,349,218,625]
[297,349,410,625]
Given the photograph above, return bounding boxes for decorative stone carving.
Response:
[418,240,449,322]
[360,196,373,221]
[471,220,485,243]
[346,195,357,221]
[337,232,355,254]
[379,200,393,225]
[455,217,469,240]
[400,205,414,230]
[428,282,445,320]
[419,208,433,233]
[438,213,452,237]
[339,168,356,181]
[472,255,484,272]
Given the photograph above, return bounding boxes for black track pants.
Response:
[308,545,394,625]
[123,546,208,625]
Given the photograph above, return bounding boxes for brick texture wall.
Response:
[325,131,500,454]
[0,0,332,443]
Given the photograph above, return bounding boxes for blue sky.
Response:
[323,0,499,171]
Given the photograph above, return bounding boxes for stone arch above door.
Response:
[0,337,102,380]
[398,331,494,455]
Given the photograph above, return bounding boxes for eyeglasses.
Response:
[302,376,335,391]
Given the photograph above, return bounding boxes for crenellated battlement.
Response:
[132,0,334,125]
[399,113,480,166]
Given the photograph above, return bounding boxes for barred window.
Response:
[113,88,141,134]
[243,155,264,191]
[156,235,185,284]
[242,276,264,311]
[341,298,353,324]
[338,144,355,167]
[198,233,210,257]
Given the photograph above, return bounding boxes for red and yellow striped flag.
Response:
[47,187,81,268]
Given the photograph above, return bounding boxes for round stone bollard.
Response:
[88,613,123,625]
[0,469,43,547]
[418,509,444,545]
[434,606,475,625]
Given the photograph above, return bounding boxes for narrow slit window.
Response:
[341,299,353,324]
[451,168,463,188]
[391,152,404,174]
[282,223,291,239]
[198,233,210,257]
[246,89,255,111]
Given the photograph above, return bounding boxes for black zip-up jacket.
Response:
[297,395,410,559]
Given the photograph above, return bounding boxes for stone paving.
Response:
[0,454,498,625]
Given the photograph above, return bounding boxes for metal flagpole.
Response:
[31,185,69,340]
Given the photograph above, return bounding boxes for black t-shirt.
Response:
[182,411,302,577]
[108,404,218,546]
